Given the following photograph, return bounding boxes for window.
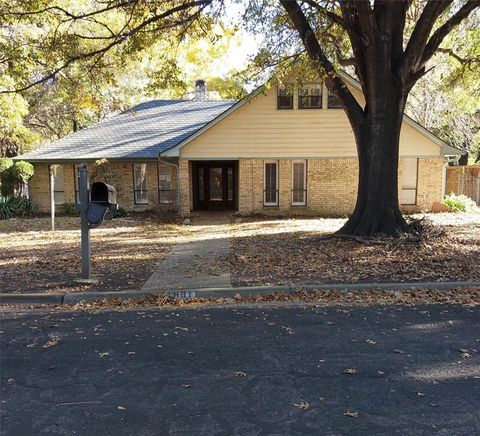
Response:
[400,158,418,205]
[264,161,278,206]
[158,163,173,204]
[49,165,65,205]
[298,85,322,109]
[277,85,293,109]
[292,160,307,205]
[328,89,343,108]
[74,164,81,204]
[133,163,148,205]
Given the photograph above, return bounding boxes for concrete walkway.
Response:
[141,216,232,292]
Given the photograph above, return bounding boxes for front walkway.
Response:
[141,215,232,292]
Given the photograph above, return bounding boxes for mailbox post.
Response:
[79,163,90,279]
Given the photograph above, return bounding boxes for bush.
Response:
[0,197,14,220]
[10,195,37,217]
[0,195,36,219]
[443,193,479,212]
[0,160,34,197]
[0,157,13,176]
[11,161,34,185]
[113,207,128,218]
[62,202,78,216]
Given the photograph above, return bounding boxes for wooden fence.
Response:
[445,165,480,205]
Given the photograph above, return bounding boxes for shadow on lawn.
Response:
[227,224,480,286]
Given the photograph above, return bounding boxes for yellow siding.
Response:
[180,85,442,159]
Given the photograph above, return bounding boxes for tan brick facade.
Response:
[29,161,178,213]
[29,157,444,216]
[235,157,444,216]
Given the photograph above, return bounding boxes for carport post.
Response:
[79,163,90,279]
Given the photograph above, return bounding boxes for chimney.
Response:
[194,79,207,101]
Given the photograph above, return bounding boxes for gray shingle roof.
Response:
[17,99,236,162]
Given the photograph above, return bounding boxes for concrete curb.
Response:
[0,293,64,305]
[1,281,479,306]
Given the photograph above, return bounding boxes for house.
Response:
[16,75,461,216]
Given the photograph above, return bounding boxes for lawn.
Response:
[0,215,187,294]
[1,212,479,294]
[227,213,480,287]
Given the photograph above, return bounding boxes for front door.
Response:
[193,161,238,210]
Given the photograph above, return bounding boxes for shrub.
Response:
[0,157,13,176]
[443,193,479,212]
[0,160,34,197]
[11,161,34,185]
[0,195,36,219]
[62,202,78,216]
[0,197,14,220]
[113,207,128,218]
[10,195,37,217]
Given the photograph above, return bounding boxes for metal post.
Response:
[79,163,90,279]
[49,166,55,231]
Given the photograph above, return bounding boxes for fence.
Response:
[445,165,480,205]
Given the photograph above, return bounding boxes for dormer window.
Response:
[328,89,343,108]
[277,85,293,109]
[298,84,322,109]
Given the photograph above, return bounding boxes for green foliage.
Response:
[0,197,14,220]
[443,193,479,212]
[0,157,13,175]
[10,195,37,217]
[113,207,128,218]
[0,161,34,196]
[62,202,78,216]
[0,195,37,219]
[10,161,34,184]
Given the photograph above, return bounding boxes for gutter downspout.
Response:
[158,156,180,212]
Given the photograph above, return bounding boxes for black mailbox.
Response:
[90,182,117,209]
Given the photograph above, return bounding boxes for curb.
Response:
[1,281,479,306]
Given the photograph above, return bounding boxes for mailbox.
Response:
[86,182,117,227]
[90,182,117,209]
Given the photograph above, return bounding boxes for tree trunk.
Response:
[338,89,408,237]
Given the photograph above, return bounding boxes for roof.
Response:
[16,99,236,162]
[163,71,461,157]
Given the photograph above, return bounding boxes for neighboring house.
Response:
[16,75,460,216]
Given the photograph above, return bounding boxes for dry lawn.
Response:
[227,213,480,286]
[0,215,187,294]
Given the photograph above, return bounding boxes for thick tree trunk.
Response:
[338,90,408,237]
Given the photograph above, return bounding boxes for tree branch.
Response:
[280,0,364,126]
[420,0,480,67]
[1,0,212,94]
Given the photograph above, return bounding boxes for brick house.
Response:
[16,74,460,216]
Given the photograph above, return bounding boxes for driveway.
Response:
[1,303,479,435]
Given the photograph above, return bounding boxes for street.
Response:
[1,303,479,435]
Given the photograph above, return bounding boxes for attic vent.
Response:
[194,79,207,101]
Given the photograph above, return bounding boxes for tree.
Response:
[271,1,479,236]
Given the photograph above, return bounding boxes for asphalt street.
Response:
[1,303,479,435]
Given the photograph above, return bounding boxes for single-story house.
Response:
[16,74,461,216]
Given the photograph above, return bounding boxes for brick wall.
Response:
[28,161,178,213]
[238,157,444,216]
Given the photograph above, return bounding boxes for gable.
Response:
[169,78,457,159]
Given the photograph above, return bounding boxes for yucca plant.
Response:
[0,197,14,220]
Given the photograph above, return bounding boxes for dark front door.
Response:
[193,161,238,210]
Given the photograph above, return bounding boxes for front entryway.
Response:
[192,161,238,211]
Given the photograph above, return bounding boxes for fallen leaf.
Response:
[117,406,126,410]
[233,371,247,377]
[98,352,110,358]
[42,337,60,348]
[344,410,359,417]
[293,402,310,410]
[343,368,357,375]
[181,384,192,388]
